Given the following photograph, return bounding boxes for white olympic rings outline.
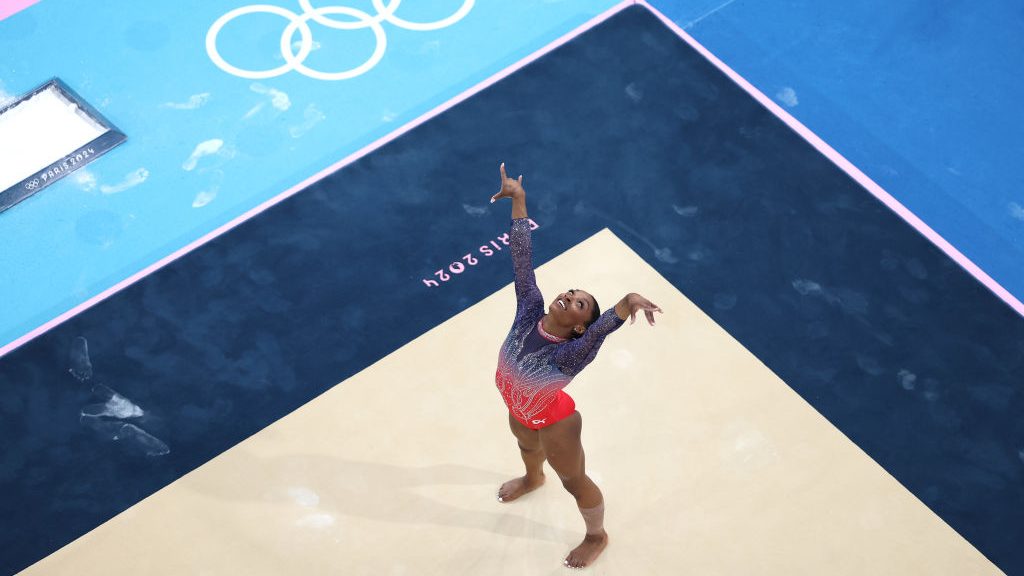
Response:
[206,0,475,81]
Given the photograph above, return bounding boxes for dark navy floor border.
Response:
[0,6,1021,574]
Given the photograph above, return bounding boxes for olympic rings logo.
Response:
[206,0,474,81]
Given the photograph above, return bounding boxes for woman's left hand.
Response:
[491,162,524,203]
[622,293,663,326]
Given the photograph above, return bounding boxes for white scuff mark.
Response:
[183,139,224,171]
[116,423,170,456]
[161,93,210,110]
[73,169,97,191]
[287,487,334,529]
[720,422,778,471]
[776,86,798,107]
[381,110,397,122]
[792,279,823,295]
[78,383,169,457]
[462,203,486,216]
[898,369,917,390]
[289,103,326,138]
[672,205,699,217]
[682,0,739,30]
[100,168,149,194]
[734,432,764,455]
[1009,202,1024,221]
[68,336,93,381]
[250,82,291,111]
[793,279,869,315]
[243,102,265,119]
[192,186,218,208]
[81,391,144,419]
[625,82,643,102]
[290,39,321,55]
[654,247,679,264]
[288,487,320,508]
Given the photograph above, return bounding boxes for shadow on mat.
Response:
[185,451,578,542]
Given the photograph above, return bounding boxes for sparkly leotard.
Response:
[495,217,625,426]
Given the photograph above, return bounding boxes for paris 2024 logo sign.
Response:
[206,0,475,81]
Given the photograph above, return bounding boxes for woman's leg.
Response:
[497,413,547,502]
[539,411,608,568]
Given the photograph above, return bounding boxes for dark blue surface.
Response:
[651,0,1024,312]
[0,6,1021,574]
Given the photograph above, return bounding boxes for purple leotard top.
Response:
[495,217,625,422]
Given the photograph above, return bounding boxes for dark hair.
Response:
[572,295,601,339]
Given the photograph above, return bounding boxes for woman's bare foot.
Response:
[563,531,608,569]
[497,474,545,502]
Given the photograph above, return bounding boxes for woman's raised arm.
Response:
[492,163,542,313]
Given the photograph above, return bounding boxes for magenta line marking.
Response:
[0,0,634,360]
[635,0,1024,319]
[0,0,40,21]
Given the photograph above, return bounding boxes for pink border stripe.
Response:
[635,0,1024,319]
[0,0,633,360]
[0,0,40,21]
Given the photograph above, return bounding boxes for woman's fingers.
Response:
[628,302,663,326]
[493,163,508,203]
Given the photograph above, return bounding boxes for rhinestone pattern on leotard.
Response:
[494,218,624,421]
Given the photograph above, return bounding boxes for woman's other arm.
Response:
[555,293,663,376]
[614,293,662,325]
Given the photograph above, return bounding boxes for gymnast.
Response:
[489,163,663,569]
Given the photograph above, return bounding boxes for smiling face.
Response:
[549,288,598,333]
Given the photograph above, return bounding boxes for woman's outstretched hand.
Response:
[617,293,663,326]
[490,162,524,203]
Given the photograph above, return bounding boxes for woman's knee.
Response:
[559,473,590,496]
[517,441,543,455]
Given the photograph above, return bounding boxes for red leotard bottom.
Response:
[512,390,576,430]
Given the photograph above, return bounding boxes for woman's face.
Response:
[549,288,595,328]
